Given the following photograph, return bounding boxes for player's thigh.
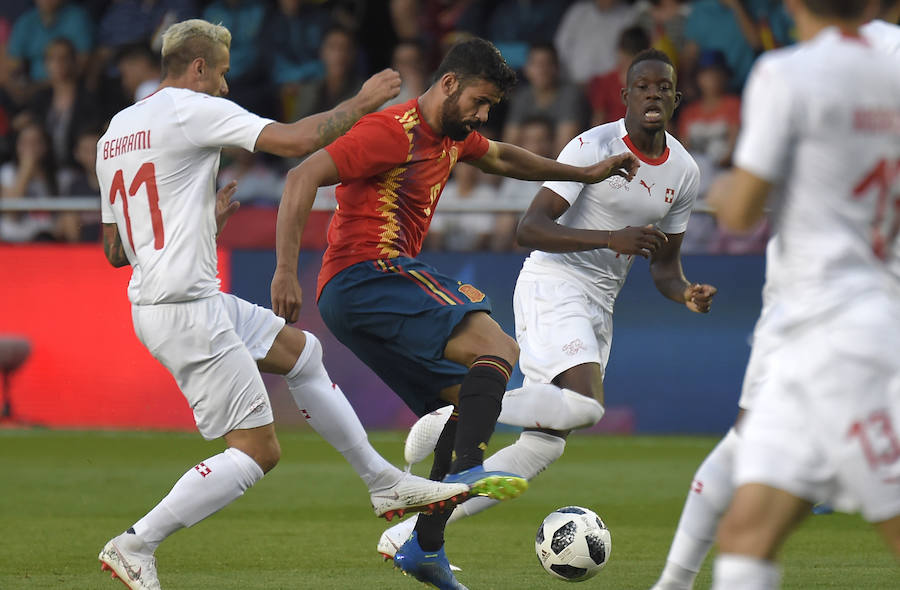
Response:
[218,292,287,363]
[132,298,273,440]
[718,483,811,560]
[257,325,307,375]
[514,274,606,386]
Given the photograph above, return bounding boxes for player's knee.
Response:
[492,332,519,367]
[257,438,282,473]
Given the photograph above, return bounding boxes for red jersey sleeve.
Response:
[458,130,490,161]
[324,114,410,182]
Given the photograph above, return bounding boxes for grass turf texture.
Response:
[1,430,895,589]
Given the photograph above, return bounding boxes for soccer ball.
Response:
[535,506,611,582]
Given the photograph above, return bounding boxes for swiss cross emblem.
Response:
[665,188,675,203]
[194,462,212,478]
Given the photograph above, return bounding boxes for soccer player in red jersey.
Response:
[271,38,639,589]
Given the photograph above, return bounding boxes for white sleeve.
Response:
[172,92,274,152]
[658,158,699,234]
[733,56,796,183]
[542,134,605,205]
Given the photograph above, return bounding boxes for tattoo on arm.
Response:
[314,108,362,149]
[103,228,130,268]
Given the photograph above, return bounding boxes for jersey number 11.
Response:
[109,162,164,252]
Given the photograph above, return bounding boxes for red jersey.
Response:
[318,99,490,298]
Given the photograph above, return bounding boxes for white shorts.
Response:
[737,300,783,410]
[735,295,900,522]
[132,292,285,440]
[513,269,612,385]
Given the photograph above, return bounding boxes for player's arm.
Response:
[706,168,772,232]
[471,140,639,184]
[101,223,129,268]
[271,150,341,323]
[254,69,401,158]
[649,232,716,313]
[517,188,668,257]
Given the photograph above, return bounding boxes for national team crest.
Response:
[458,283,485,302]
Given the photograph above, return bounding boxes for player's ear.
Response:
[674,90,682,109]
[190,56,205,79]
[620,87,628,106]
[440,73,459,97]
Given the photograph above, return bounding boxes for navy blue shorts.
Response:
[318,257,493,417]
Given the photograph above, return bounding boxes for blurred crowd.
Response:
[0,0,794,252]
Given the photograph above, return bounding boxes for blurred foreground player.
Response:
[653,3,900,588]
[271,37,640,590]
[379,49,717,559]
[704,1,900,588]
[95,19,472,590]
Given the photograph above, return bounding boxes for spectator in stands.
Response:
[202,0,273,116]
[264,0,332,120]
[502,43,588,155]
[216,148,284,204]
[289,26,364,122]
[382,38,429,108]
[58,127,101,242]
[115,43,160,103]
[31,38,99,167]
[586,25,651,126]
[634,0,691,67]
[485,0,570,70]
[0,121,59,242]
[97,0,197,53]
[680,0,792,100]
[554,0,638,85]
[426,163,498,252]
[677,50,740,170]
[494,115,555,251]
[6,0,93,83]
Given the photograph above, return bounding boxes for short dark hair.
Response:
[626,48,676,85]
[434,37,517,95]
[618,26,651,56]
[116,42,157,65]
[801,0,870,18]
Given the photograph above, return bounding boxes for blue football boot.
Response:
[443,465,528,501]
[393,531,468,590]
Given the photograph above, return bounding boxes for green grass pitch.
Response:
[1,429,895,589]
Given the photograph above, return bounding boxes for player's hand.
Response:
[271,268,303,323]
[358,68,402,112]
[583,152,640,184]
[215,180,240,237]
[684,283,717,313]
[607,225,667,258]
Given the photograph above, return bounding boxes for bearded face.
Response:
[440,87,484,141]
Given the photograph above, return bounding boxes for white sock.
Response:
[286,331,396,488]
[712,554,780,590]
[653,428,740,590]
[497,384,604,430]
[448,431,566,523]
[132,447,263,552]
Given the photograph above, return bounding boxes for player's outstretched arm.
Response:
[271,150,341,323]
[706,168,771,232]
[101,223,129,268]
[255,69,402,158]
[517,188,668,255]
[649,232,717,313]
[472,141,639,183]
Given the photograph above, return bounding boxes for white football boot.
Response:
[99,532,161,590]
[404,405,454,467]
[370,470,469,521]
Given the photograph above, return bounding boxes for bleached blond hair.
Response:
[160,19,231,78]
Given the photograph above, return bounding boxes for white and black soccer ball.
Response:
[535,506,611,582]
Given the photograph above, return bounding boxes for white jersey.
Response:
[524,119,699,310]
[862,18,900,55]
[735,28,900,331]
[97,87,273,305]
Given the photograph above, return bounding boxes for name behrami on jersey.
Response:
[97,87,272,304]
[526,118,700,309]
[735,28,900,329]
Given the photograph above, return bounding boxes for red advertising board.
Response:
[0,245,230,431]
